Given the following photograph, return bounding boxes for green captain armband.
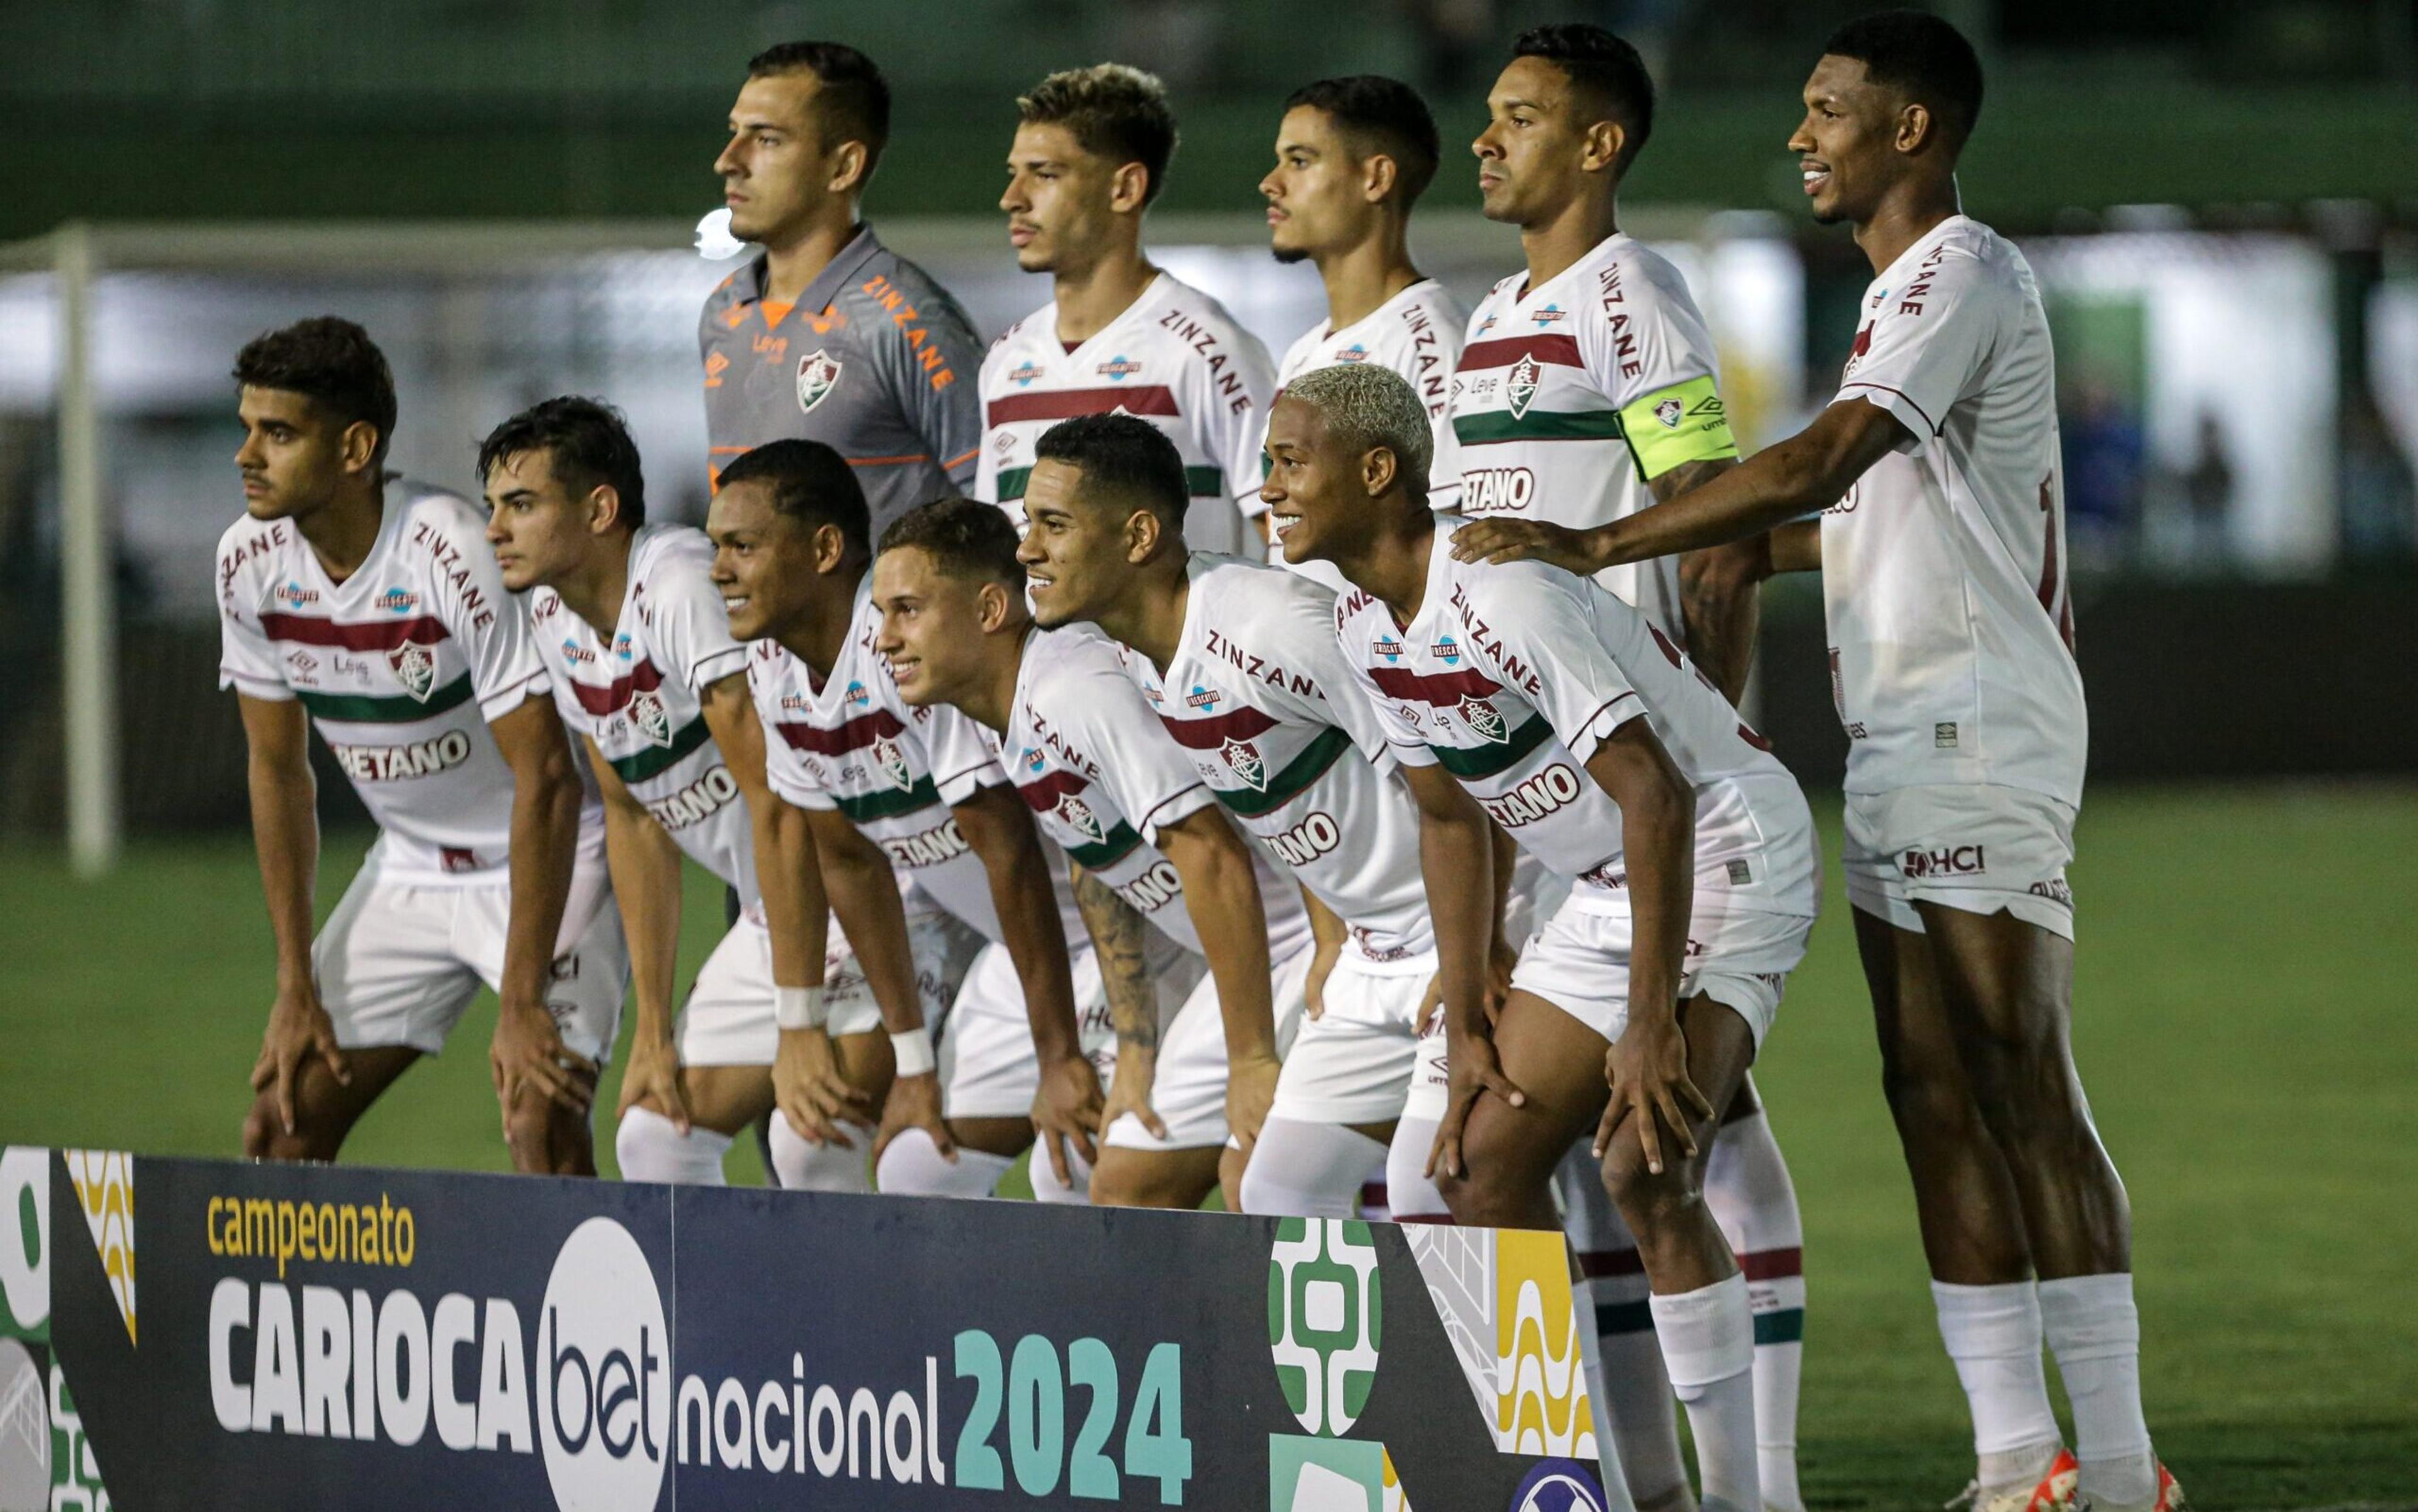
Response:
[1617,373,1739,480]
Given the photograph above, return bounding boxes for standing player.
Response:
[1274,363,1822,1512]
[1262,72,1467,541]
[482,398,951,1190]
[1453,13,2181,1512]
[704,41,985,535]
[1464,26,1816,1505]
[980,64,1278,557]
[705,438,1106,1197]
[871,499,1317,1208]
[218,317,627,1175]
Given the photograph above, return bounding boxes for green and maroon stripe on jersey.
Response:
[1153,705,1353,819]
[566,657,664,717]
[297,676,474,724]
[1456,333,1583,373]
[996,463,1227,503]
[1451,333,1620,445]
[260,611,471,722]
[259,611,450,651]
[1011,767,1142,870]
[607,715,713,783]
[985,385,1182,428]
[1365,662,1555,780]
[769,707,945,821]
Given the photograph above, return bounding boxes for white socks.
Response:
[1649,1273,1760,1512]
[1555,1145,1688,1509]
[1703,1108,1807,1512]
[1025,1140,1093,1205]
[1933,1279,2065,1488]
[1382,1115,1452,1221]
[2040,1273,2156,1506]
[613,1107,732,1186]
[766,1117,875,1193]
[1236,1119,1388,1217]
[873,1127,1013,1199]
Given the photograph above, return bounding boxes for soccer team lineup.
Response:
[207,13,2178,1512]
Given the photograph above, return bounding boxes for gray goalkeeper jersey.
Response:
[700,225,985,535]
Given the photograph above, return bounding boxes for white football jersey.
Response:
[534,525,759,904]
[216,479,568,883]
[1002,627,1310,958]
[1451,234,1740,638]
[749,580,1084,944]
[977,273,1277,556]
[1118,555,1433,970]
[1274,277,1468,517]
[1827,215,2086,805]
[1337,518,1818,919]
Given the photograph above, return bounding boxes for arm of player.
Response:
[1671,461,1828,705]
[1397,761,1518,1181]
[483,696,594,1122]
[1300,886,1346,1022]
[1069,865,1157,1172]
[953,783,1103,1178]
[1582,717,1708,1176]
[592,734,693,1133]
[1152,804,1282,1152]
[236,692,344,1135]
[1451,397,1907,573]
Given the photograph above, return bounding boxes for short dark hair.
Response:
[232,316,399,465]
[475,396,647,531]
[1283,76,1441,206]
[1017,64,1179,205]
[1033,414,1188,529]
[747,40,892,171]
[1511,24,1655,169]
[1823,10,1985,151]
[715,438,870,556]
[877,497,1023,591]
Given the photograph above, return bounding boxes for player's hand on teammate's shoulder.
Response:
[773,1026,870,1147]
[875,1059,951,1165]
[251,981,349,1137]
[489,998,595,1123]
[617,1027,692,1134]
[1448,517,1615,574]
[1596,1010,1714,1177]
[1033,1052,1108,1190]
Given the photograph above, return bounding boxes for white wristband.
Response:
[773,985,826,1032]
[890,1026,936,1078]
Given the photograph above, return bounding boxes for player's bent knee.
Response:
[243,1093,339,1163]
[1601,1136,1705,1230]
[614,1106,732,1186]
[1027,1143,1094,1205]
[767,1117,874,1193]
[874,1127,1013,1200]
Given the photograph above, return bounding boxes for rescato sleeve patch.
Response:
[1617,374,1739,480]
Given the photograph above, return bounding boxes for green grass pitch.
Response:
[3,785,2412,1509]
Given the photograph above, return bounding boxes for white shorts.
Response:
[1267,957,1441,1127]
[1126,941,1314,1151]
[1842,783,2077,941]
[936,938,1147,1122]
[676,904,986,1068]
[1509,894,1812,1051]
[314,840,630,1064]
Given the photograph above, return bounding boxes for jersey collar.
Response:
[737,224,885,328]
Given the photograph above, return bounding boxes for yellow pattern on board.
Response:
[64,1149,135,1345]
[1490,1228,1594,1459]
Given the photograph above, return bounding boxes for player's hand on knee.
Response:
[773,1026,867,1147]
[875,1069,950,1166]
[1035,1052,1107,1190]
[254,983,348,1137]
[1094,1048,1157,1146]
[490,998,594,1124]
[1425,1028,1526,1182]
[1596,1014,1713,1176]
[617,1031,691,1135]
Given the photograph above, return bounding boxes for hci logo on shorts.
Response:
[1900,844,1986,878]
[538,1217,671,1512]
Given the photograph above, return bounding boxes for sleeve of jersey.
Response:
[432,523,552,723]
[970,350,1005,506]
[922,703,1010,806]
[1424,409,1463,513]
[652,567,751,695]
[1217,331,1281,518]
[909,292,985,486]
[1835,256,1998,447]
[1278,586,1397,765]
[1475,569,1645,763]
[215,570,292,702]
[1597,297,1741,483]
[1070,674,1216,841]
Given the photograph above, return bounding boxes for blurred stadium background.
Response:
[0,2,2412,1506]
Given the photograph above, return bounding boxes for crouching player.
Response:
[872,499,1317,1207]
[1280,363,1820,1512]
[705,438,1105,1196]
[482,397,955,1187]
